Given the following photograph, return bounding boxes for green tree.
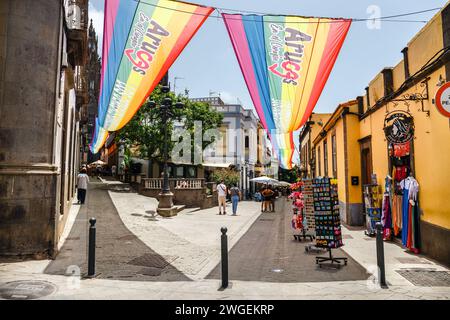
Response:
[117,86,223,163]
[211,167,240,186]
[279,166,299,183]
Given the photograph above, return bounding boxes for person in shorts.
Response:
[217,180,227,215]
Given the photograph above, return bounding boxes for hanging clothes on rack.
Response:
[382,175,393,240]
[392,194,403,236]
[393,142,410,157]
[400,175,420,251]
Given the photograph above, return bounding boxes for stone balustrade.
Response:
[142,178,205,190]
[139,178,216,209]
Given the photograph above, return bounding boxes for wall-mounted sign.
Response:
[351,176,359,186]
[435,81,450,118]
[383,111,414,144]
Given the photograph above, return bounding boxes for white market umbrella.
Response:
[278,181,292,187]
[89,159,107,166]
[250,176,280,185]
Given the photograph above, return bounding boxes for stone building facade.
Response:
[82,19,101,165]
[0,0,88,258]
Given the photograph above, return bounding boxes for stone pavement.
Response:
[44,179,190,282]
[108,185,264,280]
[0,177,449,300]
[207,200,369,282]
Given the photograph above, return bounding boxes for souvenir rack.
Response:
[313,177,347,267]
[363,184,382,237]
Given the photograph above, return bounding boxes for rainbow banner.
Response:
[222,14,351,168]
[90,0,214,153]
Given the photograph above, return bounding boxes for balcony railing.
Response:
[65,0,88,66]
[142,178,205,190]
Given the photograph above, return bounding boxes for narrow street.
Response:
[1,179,449,299]
[207,199,369,282]
[44,178,190,282]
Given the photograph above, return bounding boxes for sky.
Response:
[89,0,448,164]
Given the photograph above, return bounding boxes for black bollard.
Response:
[88,218,96,277]
[221,227,228,289]
[375,222,387,288]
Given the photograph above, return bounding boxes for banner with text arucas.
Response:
[90,0,214,154]
[222,14,351,169]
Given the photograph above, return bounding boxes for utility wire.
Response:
[134,0,441,24]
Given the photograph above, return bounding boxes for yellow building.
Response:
[301,5,450,266]
[299,113,332,178]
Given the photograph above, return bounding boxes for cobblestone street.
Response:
[207,200,369,283]
[1,178,449,300]
[44,179,190,282]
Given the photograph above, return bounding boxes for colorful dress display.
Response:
[381,175,393,240]
[400,176,420,252]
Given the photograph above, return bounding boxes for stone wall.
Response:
[0,0,62,258]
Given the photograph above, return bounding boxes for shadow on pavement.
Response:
[44,182,191,282]
[207,199,370,283]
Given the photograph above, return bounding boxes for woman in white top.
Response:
[77,168,90,204]
[217,180,227,215]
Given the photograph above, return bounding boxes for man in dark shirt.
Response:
[261,186,274,212]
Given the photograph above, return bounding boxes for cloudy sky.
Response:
[88,0,447,164]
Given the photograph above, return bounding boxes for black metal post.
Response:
[88,217,96,277]
[376,222,387,288]
[221,227,228,288]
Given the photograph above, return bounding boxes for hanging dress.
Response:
[401,182,410,246]
[400,176,420,250]
[382,176,393,240]
[407,178,420,253]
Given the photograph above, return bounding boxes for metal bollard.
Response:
[88,218,96,277]
[221,227,228,288]
[375,222,387,288]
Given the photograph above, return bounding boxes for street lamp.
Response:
[150,85,185,217]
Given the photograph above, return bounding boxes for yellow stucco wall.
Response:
[392,60,405,92]
[408,14,443,76]
[368,73,385,106]
[410,68,450,229]
[365,110,389,187]
[334,120,346,204]
[310,113,332,140]
[312,113,347,204]
[346,115,362,204]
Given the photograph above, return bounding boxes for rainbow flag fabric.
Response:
[90,0,214,153]
[222,14,351,168]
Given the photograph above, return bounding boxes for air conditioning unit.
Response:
[62,52,69,69]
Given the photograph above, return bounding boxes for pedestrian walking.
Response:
[111,164,117,177]
[96,164,102,178]
[76,168,89,205]
[271,188,279,212]
[217,180,227,215]
[229,184,242,216]
[261,185,274,212]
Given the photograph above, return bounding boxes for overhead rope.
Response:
[131,0,441,24]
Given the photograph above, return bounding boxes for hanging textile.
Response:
[400,176,420,252]
[222,14,351,168]
[381,175,393,240]
[90,0,214,153]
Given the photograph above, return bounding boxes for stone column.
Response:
[0,0,62,258]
